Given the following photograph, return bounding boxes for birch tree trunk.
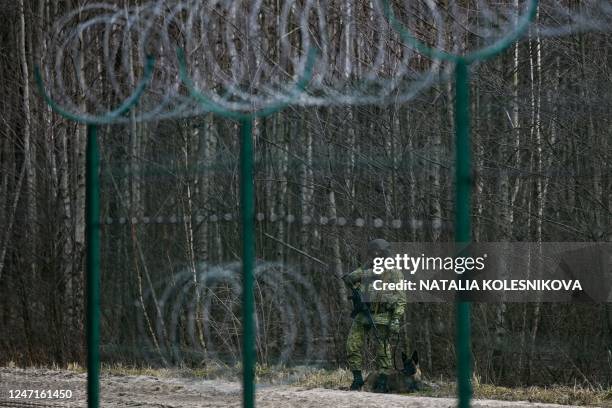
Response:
[276,116,289,259]
[492,0,523,380]
[71,7,88,346]
[0,163,26,281]
[196,115,217,261]
[300,112,314,251]
[18,0,37,278]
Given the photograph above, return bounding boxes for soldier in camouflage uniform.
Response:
[342,239,406,393]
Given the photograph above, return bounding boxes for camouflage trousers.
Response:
[346,316,392,375]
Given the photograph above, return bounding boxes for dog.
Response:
[363,350,424,393]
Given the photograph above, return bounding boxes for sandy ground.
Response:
[0,368,592,408]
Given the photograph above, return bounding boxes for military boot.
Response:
[349,370,364,391]
[373,373,389,393]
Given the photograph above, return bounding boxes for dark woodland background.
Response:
[1,0,612,388]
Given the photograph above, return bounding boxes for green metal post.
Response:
[240,118,256,408]
[85,124,101,408]
[454,60,472,408]
[35,59,153,408]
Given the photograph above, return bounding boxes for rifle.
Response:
[348,284,369,319]
[342,271,386,345]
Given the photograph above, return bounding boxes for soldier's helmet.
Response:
[367,239,391,258]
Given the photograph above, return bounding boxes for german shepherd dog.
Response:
[363,350,423,393]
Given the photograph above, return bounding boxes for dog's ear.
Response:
[411,350,419,365]
[401,352,408,363]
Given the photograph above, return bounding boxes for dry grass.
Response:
[473,383,612,406]
[417,381,612,406]
[293,369,612,406]
[54,363,612,406]
[98,363,326,385]
[101,363,173,378]
[293,368,353,389]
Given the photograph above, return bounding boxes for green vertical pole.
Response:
[240,118,256,408]
[85,124,101,408]
[454,60,472,408]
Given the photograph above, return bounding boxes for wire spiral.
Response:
[136,262,330,367]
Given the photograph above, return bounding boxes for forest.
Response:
[1,0,611,391]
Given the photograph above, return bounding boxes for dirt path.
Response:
[0,368,592,407]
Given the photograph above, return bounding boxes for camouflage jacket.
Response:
[344,266,406,325]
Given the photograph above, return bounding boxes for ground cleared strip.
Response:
[0,401,75,407]
[0,368,596,407]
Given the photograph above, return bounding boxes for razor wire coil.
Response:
[37,0,612,123]
[136,262,330,367]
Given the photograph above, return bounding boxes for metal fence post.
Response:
[240,118,256,408]
[85,124,101,408]
[34,58,153,408]
[454,60,472,408]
